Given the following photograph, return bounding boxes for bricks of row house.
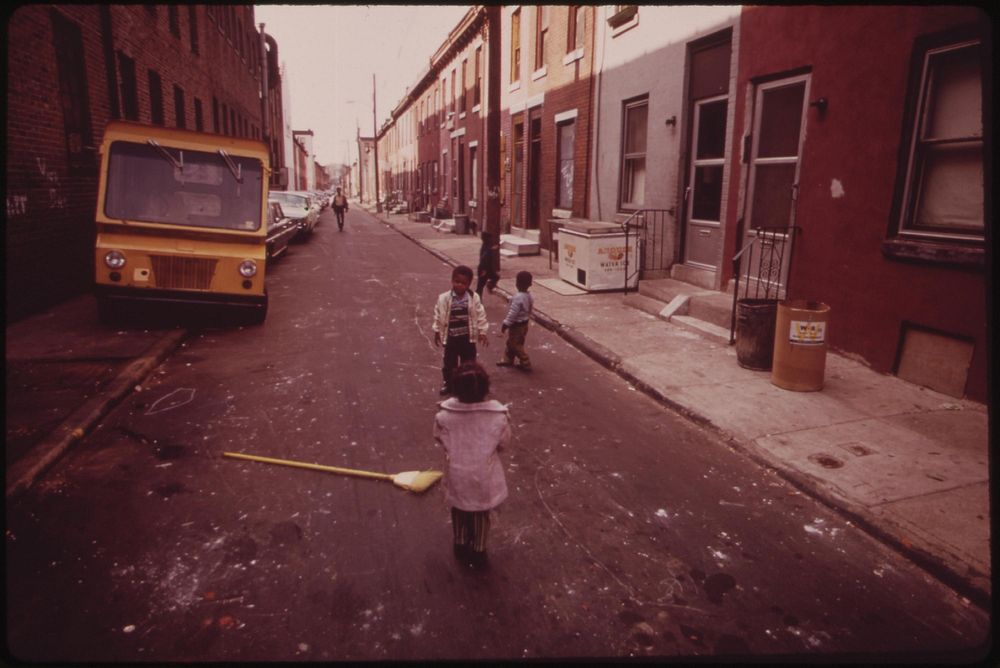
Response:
[375,5,989,402]
[377,6,594,243]
[5,4,272,322]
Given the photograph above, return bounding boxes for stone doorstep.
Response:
[500,234,540,255]
[623,289,732,345]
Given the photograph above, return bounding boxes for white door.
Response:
[742,73,810,297]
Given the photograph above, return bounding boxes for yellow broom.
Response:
[223,451,443,493]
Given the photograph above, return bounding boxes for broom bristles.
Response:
[393,470,443,493]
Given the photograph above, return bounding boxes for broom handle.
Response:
[223,451,393,481]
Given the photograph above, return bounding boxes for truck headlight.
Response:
[238,259,258,277]
[104,250,126,269]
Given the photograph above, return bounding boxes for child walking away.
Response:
[434,361,510,568]
[432,265,489,396]
[496,271,534,371]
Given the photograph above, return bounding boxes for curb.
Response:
[376,211,991,611]
[5,328,189,499]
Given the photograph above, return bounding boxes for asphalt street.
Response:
[4,206,989,662]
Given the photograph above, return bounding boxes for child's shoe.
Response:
[439,384,451,396]
[495,359,513,367]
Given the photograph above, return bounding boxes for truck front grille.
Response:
[150,255,217,290]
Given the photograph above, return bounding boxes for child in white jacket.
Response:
[432,265,489,396]
[433,361,510,567]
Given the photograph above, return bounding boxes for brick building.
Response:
[500,5,596,250]
[6,5,275,322]
[722,5,991,401]
[376,7,491,234]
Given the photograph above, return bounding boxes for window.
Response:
[567,6,585,53]
[168,6,180,37]
[460,59,467,114]
[194,98,204,132]
[222,103,228,134]
[173,84,186,129]
[148,69,164,125]
[510,8,521,83]
[450,69,456,114]
[51,10,94,172]
[897,37,984,242]
[117,51,139,121]
[557,119,576,210]
[470,145,478,201]
[188,7,199,54]
[535,6,548,71]
[474,47,482,108]
[212,96,219,133]
[619,97,648,209]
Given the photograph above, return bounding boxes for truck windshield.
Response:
[104,140,264,231]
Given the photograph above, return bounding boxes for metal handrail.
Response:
[729,225,802,344]
[621,210,645,295]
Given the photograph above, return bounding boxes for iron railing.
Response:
[729,224,802,343]
[621,208,673,294]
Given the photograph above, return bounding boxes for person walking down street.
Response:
[433,265,489,396]
[476,232,500,297]
[331,187,349,231]
[434,360,510,568]
[496,271,534,371]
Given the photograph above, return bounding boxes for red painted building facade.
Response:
[723,5,990,400]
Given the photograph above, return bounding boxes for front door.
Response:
[742,73,810,297]
[457,138,466,214]
[683,95,728,268]
[527,108,542,230]
[512,119,524,228]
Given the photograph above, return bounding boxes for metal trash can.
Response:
[735,298,778,370]
[453,214,469,234]
[771,300,831,391]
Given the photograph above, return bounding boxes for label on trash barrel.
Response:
[789,320,826,345]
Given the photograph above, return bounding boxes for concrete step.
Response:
[500,234,540,255]
[622,293,667,318]
[432,218,455,233]
[499,248,520,258]
[671,315,732,345]
[624,282,734,345]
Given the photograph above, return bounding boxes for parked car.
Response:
[269,190,318,238]
[265,200,298,261]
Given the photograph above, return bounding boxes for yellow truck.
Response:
[94,121,270,324]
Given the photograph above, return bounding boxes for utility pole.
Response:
[485,5,502,272]
[356,123,362,201]
[373,73,382,213]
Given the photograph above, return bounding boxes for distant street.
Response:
[5,206,988,662]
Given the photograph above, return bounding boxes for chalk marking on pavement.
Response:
[145,388,196,415]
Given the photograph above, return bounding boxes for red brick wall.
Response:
[6,4,263,322]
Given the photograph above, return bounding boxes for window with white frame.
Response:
[568,6,584,53]
[557,119,575,210]
[619,97,648,210]
[897,37,983,241]
[535,6,548,71]
[510,9,521,83]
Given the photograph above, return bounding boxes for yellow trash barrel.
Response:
[771,300,830,391]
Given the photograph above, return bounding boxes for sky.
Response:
[254,4,471,167]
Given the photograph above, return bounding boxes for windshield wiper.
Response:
[217,150,243,184]
[147,139,183,170]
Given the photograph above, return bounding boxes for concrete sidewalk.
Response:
[368,203,991,608]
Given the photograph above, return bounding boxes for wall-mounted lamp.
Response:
[809,97,828,116]
[665,115,677,127]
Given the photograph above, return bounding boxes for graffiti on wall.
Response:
[36,157,68,210]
